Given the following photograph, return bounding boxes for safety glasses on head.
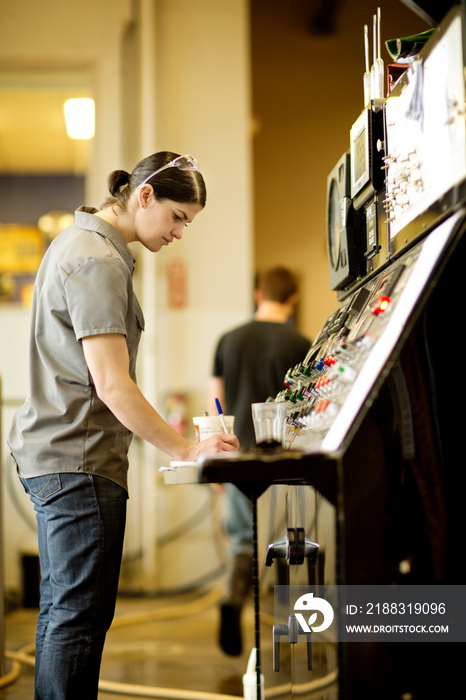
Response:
[138,155,199,188]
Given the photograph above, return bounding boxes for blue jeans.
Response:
[225,483,253,556]
[20,473,127,700]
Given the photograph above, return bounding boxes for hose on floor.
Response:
[3,587,338,699]
[110,585,223,628]
[5,642,338,700]
[0,658,22,688]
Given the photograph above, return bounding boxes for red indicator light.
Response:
[372,295,391,316]
[324,355,336,366]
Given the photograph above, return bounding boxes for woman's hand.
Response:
[185,432,240,462]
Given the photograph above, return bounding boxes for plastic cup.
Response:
[192,415,235,442]
[251,402,287,450]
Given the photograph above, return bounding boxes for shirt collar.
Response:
[75,206,136,274]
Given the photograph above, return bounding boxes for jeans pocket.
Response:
[20,474,62,500]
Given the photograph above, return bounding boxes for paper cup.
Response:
[193,415,235,442]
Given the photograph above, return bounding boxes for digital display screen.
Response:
[350,108,378,206]
[353,128,367,185]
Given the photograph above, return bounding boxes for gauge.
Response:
[328,178,341,271]
[327,151,362,291]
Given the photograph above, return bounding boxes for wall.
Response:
[139,0,254,591]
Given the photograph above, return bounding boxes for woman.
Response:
[8,151,239,700]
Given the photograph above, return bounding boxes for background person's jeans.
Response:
[225,483,253,557]
[20,472,127,700]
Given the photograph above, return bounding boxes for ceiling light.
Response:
[63,98,95,140]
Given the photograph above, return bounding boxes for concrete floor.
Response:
[0,588,338,699]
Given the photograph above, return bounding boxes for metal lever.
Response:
[273,615,313,671]
[265,527,319,567]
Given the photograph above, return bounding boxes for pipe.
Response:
[0,659,21,689]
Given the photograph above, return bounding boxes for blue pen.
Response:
[215,398,229,433]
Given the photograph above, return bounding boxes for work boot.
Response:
[218,553,253,656]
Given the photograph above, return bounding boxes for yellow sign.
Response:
[0,224,45,274]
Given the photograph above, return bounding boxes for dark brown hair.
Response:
[256,267,298,303]
[101,151,206,210]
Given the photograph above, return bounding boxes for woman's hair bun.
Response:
[108,169,131,196]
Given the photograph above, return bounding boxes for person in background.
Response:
[208,266,311,656]
[8,151,239,700]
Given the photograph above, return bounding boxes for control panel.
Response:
[275,211,462,456]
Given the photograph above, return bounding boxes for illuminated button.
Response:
[324,355,336,366]
[371,295,391,316]
[316,376,330,389]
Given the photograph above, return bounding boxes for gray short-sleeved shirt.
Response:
[8,207,145,492]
